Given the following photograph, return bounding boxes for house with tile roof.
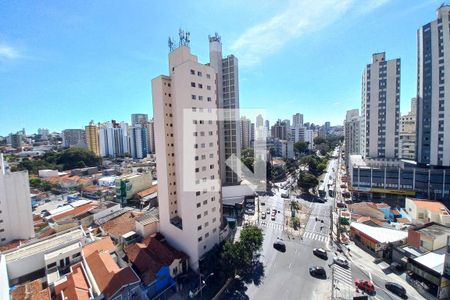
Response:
[124,235,188,298]
[54,262,93,300]
[10,279,51,300]
[405,198,450,226]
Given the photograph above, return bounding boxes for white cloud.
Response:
[0,44,21,60]
[231,0,392,66]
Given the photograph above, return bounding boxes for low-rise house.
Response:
[99,210,143,242]
[10,279,51,300]
[54,262,93,300]
[349,202,386,220]
[135,208,159,239]
[350,222,408,259]
[405,198,450,226]
[125,235,188,298]
[407,222,450,252]
[135,185,158,207]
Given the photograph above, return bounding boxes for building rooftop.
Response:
[408,198,450,214]
[4,228,85,262]
[51,202,96,221]
[101,211,143,237]
[11,279,51,300]
[416,223,450,239]
[136,208,159,226]
[350,222,408,243]
[82,236,115,257]
[85,250,140,298]
[136,185,158,199]
[44,242,81,261]
[54,263,91,300]
[413,251,445,274]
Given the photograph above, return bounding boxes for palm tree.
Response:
[290,200,300,211]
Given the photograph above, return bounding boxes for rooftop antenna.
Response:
[178,28,190,47]
[168,37,174,52]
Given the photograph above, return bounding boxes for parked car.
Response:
[261,212,266,219]
[355,279,375,294]
[336,202,346,208]
[313,248,328,259]
[271,214,276,221]
[309,266,326,278]
[385,282,406,298]
[281,193,289,198]
[333,256,349,268]
[260,201,265,206]
[244,209,255,215]
[272,209,277,215]
[273,241,286,252]
[266,207,271,214]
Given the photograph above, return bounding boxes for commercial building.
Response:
[37,128,49,140]
[360,52,400,159]
[399,98,416,160]
[0,154,34,244]
[62,129,86,148]
[344,109,360,162]
[407,222,450,251]
[417,5,450,167]
[152,36,223,270]
[292,113,304,127]
[115,173,153,202]
[349,155,450,205]
[85,121,101,156]
[209,33,241,185]
[9,133,23,149]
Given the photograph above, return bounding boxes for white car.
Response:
[333,256,349,268]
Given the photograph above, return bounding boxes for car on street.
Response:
[309,266,326,278]
[313,248,328,259]
[271,214,276,221]
[333,256,349,268]
[272,208,277,215]
[385,282,407,298]
[266,207,271,214]
[273,241,286,252]
[260,201,265,206]
[355,279,375,294]
[281,193,289,198]
[261,212,266,219]
[244,209,255,215]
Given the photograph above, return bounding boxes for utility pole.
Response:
[331,266,335,300]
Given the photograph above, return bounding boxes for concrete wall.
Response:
[0,255,9,300]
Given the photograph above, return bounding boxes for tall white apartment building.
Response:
[152,41,222,270]
[98,121,130,157]
[305,129,316,150]
[62,129,86,148]
[130,124,148,159]
[0,154,34,244]
[399,98,416,160]
[292,113,304,127]
[417,5,450,166]
[361,52,400,159]
[209,34,241,185]
[344,109,360,161]
[146,118,156,154]
[290,125,305,143]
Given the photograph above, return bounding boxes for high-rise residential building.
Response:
[360,52,400,159]
[209,33,241,185]
[255,114,265,141]
[271,120,288,140]
[241,116,251,149]
[146,118,156,154]
[9,133,23,149]
[324,121,331,134]
[62,129,86,148]
[250,123,255,146]
[305,129,317,150]
[130,124,148,159]
[98,122,130,157]
[290,125,305,143]
[417,5,450,166]
[292,113,304,127]
[344,109,360,162]
[152,38,222,270]
[85,121,100,156]
[37,128,49,140]
[131,113,149,125]
[0,154,34,244]
[399,98,417,160]
[265,120,270,137]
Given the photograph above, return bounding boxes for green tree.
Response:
[297,171,318,193]
[294,141,309,156]
[221,241,252,277]
[316,143,330,156]
[290,200,300,211]
[239,225,263,254]
[29,177,42,188]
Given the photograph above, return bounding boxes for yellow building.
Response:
[85,122,100,156]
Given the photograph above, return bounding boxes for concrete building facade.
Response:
[361,52,400,159]
[0,154,34,244]
[85,122,100,156]
[344,109,360,162]
[399,98,417,160]
[62,129,86,148]
[152,41,222,270]
[417,5,450,166]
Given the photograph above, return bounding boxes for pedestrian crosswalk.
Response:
[303,231,330,243]
[333,264,353,290]
[260,221,283,231]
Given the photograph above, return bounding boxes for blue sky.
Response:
[0,0,443,135]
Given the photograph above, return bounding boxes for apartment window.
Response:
[196,191,201,196]
[206,74,211,79]
[197,214,201,219]
[198,237,202,242]
[209,142,214,147]
[0,229,4,233]
[201,143,205,148]
[192,108,197,112]
[194,144,198,149]
[203,200,208,205]
[47,262,57,269]
[212,207,216,212]
[202,166,206,171]
[199,120,204,124]
[207,85,211,90]
[199,83,203,89]
[195,156,199,160]
[210,164,214,169]
[204,211,208,216]
[209,131,213,136]
[199,96,203,100]
[205,221,209,227]
[193,132,198,136]
[192,95,196,100]
[195,168,199,173]
[209,154,214,158]
[197,202,201,208]
[213,228,217,233]
[72,253,81,259]
[191,82,196,87]
[200,132,205,136]
[213,217,217,223]
[205,232,209,238]
[207,97,212,102]
[210,175,215,179]
[190,69,195,75]
[197,225,202,231]
[211,197,215,201]
[198,71,202,76]
[193,120,197,124]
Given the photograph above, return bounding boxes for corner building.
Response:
[152,44,222,270]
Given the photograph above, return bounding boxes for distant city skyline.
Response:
[0,1,445,135]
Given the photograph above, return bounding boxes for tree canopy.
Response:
[297,171,319,193]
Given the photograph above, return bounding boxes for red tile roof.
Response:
[85,251,140,298]
[101,211,143,236]
[54,263,91,300]
[11,279,51,300]
[52,203,96,221]
[125,236,187,285]
[83,236,115,257]
[136,185,158,198]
